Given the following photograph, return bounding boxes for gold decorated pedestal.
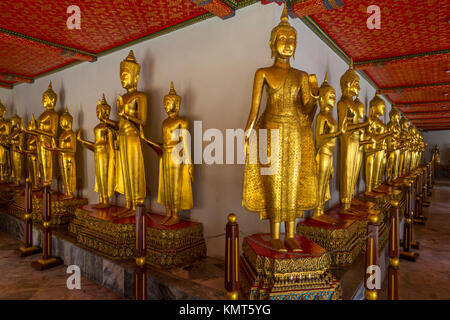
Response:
[240,234,342,300]
[8,189,87,225]
[0,183,22,208]
[296,207,363,268]
[70,204,206,268]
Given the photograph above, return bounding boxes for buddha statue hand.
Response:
[188,164,194,182]
[309,74,319,99]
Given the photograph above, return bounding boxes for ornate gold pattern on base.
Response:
[30,191,87,225]
[70,205,206,268]
[240,234,342,300]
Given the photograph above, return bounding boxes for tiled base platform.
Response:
[0,212,224,300]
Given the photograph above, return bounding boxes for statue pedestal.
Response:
[70,204,206,268]
[29,190,88,225]
[240,233,342,300]
[0,183,22,207]
[296,208,363,267]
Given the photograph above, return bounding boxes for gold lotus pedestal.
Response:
[70,204,206,268]
[240,234,342,300]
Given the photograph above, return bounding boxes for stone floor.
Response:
[0,231,122,300]
[379,179,450,300]
[0,179,448,300]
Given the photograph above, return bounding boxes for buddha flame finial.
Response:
[349,58,354,69]
[101,93,107,105]
[169,81,177,95]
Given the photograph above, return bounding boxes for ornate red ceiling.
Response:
[0,0,449,130]
[310,0,450,131]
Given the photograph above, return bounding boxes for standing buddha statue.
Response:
[313,74,345,224]
[23,115,41,189]
[386,107,401,182]
[140,82,194,226]
[0,101,11,183]
[100,50,147,215]
[46,107,77,199]
[8,113,25,186]
[78,95,116,208]
[364,93,390,193]
[338,59,370,210]
[22,82,59,188]
[242,4,319,252]
[398,116,410,176]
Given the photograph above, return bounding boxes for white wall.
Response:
[423,130,450,165]
[7,3,386,258]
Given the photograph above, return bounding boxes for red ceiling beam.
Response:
[397,101,450,113]
[422,128,450,131]
[290,0,346,18]
[379,82,450,95]
[406,112,450,120]
[0,28,97,62]
[354,50,450,70]
[411,119,450,125]
[190,0,234,19]
[0,72,33,83]
[0,81,13,89]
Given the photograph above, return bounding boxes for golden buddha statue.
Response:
[140,82,194,226]
[22,115,41,189]
[8,113,25,186]
[100,50,147,214]
[352,97,373,197]
[398,117,410,176]
[313,74,345,224]
[242,4,319,252]
[338,59,370,210]
[77,95,116,208]
[364,93,390,193]
[0,101,11,183]
[386,107,401,182]
[45,107,77,199]
[22,82,59,187]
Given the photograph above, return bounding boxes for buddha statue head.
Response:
[400,116,409,130]
[164,82,181,117]
[10,113,21,131]
[97,94,111,121]
[120,50,140,91]
[269,4,297,60]
[60,106,73,131]
[28,114,37,131]
[0,100,5,120]
[389,106,400,124]
[369,91,385,118]
[340,59,360,97]
[42,81,57,109]
[318,73,336,113]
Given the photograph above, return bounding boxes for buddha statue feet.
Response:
[270,239,287,252]
[159,215,171,225]
[112,207,133,218]
[61,194,75,200]
[285,237,303,252]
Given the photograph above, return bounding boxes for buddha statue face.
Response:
[96,98,111,121]
[120,68,138,90]
[400,118,409,130]
[164,95,180,117]
[10,114,20,131]
[272,29,296,60]
[376,101,386,117]
[319,86,336,113]
[60,113,73,131]
[42,82,57,110]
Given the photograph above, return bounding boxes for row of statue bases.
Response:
[0,5,442,300]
